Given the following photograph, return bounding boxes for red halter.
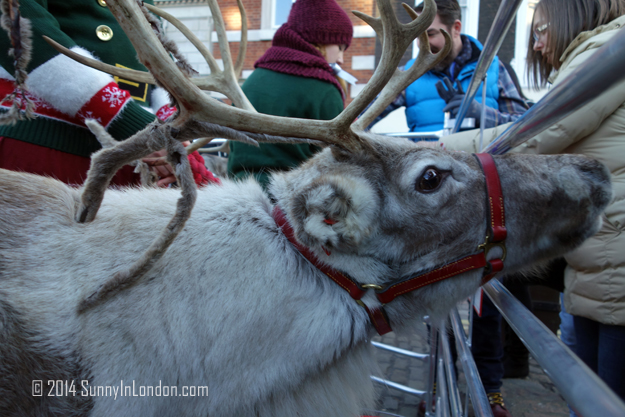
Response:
[273,153,506,335]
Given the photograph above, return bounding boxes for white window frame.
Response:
[262,0,294,30]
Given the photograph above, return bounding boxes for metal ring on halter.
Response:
[477,235,507,261]
[361,283,384,291]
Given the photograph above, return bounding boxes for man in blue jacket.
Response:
[371,0,527,133]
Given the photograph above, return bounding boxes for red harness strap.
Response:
[273,153,506,336]
[273,206,393,335]
[475,153,507,283]
[375,252,489,304]
[476,153,507,242]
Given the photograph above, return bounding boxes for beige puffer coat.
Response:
[441,15,625,326]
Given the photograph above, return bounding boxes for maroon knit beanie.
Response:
[286,0,353,47]
[254,0,353,101]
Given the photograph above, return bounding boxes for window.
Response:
[271,0,294,28]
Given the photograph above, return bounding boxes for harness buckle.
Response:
[361,283,384,291]
[477,235,507,261]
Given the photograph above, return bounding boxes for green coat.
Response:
[227,68,344,188]
[0,0,156,157]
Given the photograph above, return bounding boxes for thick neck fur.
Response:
[0,173,376,416]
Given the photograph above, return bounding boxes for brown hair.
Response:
[314,44,348,96]
[415,0,461,29]
[527,0,625,88]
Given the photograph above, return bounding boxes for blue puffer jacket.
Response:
[404,35,499,132]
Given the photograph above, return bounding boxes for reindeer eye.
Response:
[416,168,443,193]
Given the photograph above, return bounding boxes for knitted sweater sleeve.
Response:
[0,0,155,140]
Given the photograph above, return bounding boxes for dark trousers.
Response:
[471,279,532,393]
[573,315,625,400]
[471,295,504,393]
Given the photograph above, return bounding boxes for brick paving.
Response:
[367,311,571,417]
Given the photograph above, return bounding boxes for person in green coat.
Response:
[227,0,353,189]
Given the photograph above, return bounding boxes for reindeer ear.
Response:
[291,174,379,254]
[331,146,352,162]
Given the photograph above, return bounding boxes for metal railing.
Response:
[452,0,525,134]
[372,285,625,417]
[484,280,625,417]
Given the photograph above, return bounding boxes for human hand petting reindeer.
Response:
[0,0,615,416]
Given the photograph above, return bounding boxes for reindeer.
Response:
[0,0,614,416]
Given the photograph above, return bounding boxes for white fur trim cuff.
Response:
[25,46,114,116]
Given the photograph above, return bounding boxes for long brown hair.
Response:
[526,0,625,88]
[315,44,348,98]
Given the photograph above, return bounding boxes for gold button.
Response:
[97,0,107,6]
[96,25,113,41]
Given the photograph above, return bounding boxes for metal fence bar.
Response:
[384,131,443,141]
[452,0,524,133]
[439,320,463,416]
[484,25,625,154]
[483,280,625,417]
[370,375,427,397]
[425,322,438,416]
[449,308,493,417]
[372,341,429,360]
[436,338,451,417]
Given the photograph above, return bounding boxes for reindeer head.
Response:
[271,136,612,325]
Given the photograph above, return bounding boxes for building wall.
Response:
[477,0,516,66]
[156,3,214,75]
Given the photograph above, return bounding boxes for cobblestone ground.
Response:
[366,311,570,417]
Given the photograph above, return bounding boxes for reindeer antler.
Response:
[93,0,442,148]
[0,0,36,124]
[353,5,452,131]
[76,0,450,312]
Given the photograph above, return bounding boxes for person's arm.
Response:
[318,87,346,121]
[362,91,407,130]
[438,45,625,154]
[512,46,625,155]
[438,66,528,130]
[0,0,155,139]
[480,63,529,128]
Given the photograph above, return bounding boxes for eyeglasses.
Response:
[533,22,550,42]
